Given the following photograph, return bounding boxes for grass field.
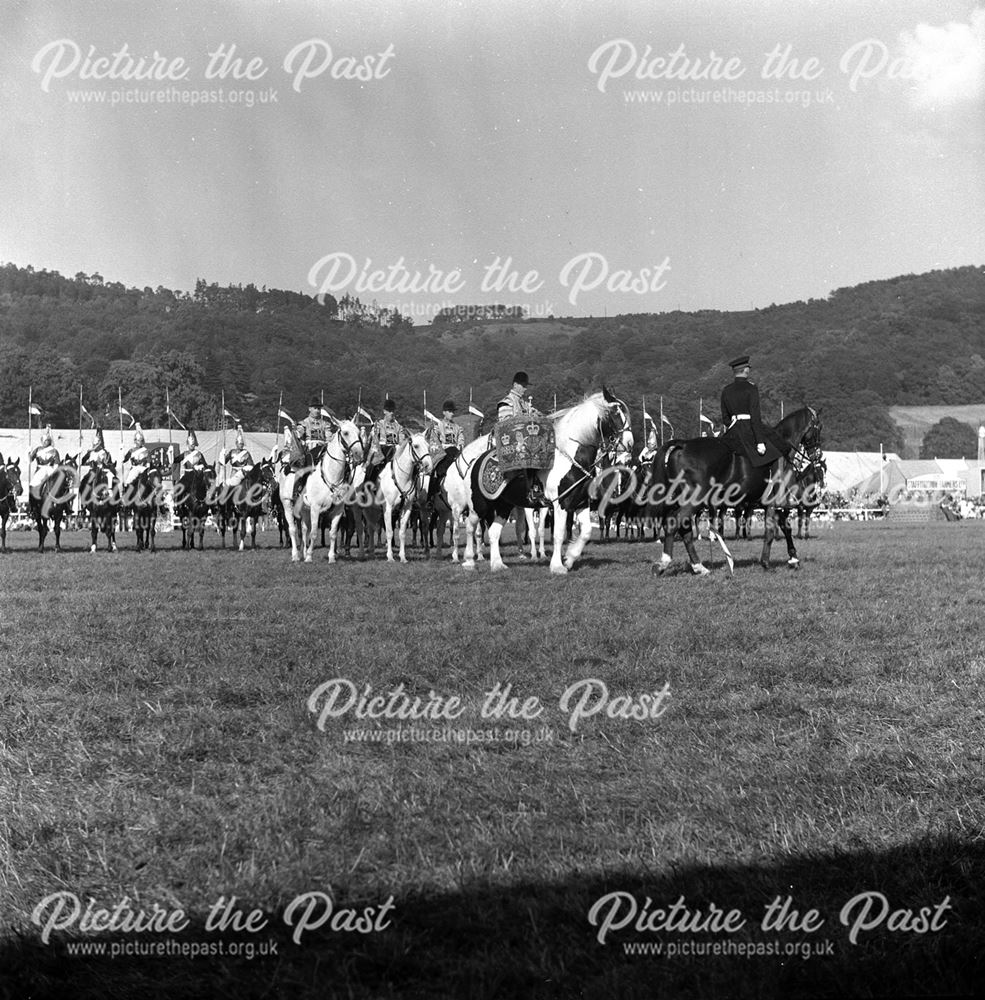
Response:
[1,520,983,998]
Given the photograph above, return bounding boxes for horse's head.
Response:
[2,458,23,497]
[329,417,365,467]
[599,386,634,458]
[406,432,434,474]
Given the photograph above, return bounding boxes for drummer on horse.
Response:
[497,372,548,506]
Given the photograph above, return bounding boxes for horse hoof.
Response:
[690,563,711,576]
[462,560,476,572]
[550,563,568,575]
[90,545,96,553]
[111,544,118,553]
[787,557,800,569]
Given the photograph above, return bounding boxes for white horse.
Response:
[379,432,434,563]
[276,418,364,563]
[444,388,633,574]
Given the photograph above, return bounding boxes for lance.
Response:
[660,396,665,447]
[118,386,125,484]
[27,386,33,483]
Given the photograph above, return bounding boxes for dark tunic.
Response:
[720,376,784,467]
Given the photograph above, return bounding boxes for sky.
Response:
[1,0,983,321]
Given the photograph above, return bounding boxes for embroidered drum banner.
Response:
[494,416,555,473]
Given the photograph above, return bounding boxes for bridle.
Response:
[320,426,364,488]
[391,435,431,502]
[787,407,824,482]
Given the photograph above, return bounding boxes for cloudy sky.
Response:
[1,0,982,320]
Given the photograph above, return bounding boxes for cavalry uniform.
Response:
[29,427,61,493]
[222,426,255,490]
[123,425,152,488]
[720,355,785,468]
[638,429,659,465]
[178,431,208,474]
[374,411,404,462]
[427,403,466,498]
[81,429,115,479]
[297,404,330,466]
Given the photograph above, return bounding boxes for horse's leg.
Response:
[398,507,412,563]
[384,502,396,562]
[462,509,480,570]
[488,515,508,571]
[549,501,569,574]
[678,508,709,575]
[759,505,778,571]
[779,509,799,568]
[560,506,592,571]
[90,517,98,553]
[326,507,342,564]
[109,515,118,552]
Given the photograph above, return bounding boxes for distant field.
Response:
[1,522,983,998]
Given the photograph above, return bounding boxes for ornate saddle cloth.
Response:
[494,416,555,473]
[477,450,507,501]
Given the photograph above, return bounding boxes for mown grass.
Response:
[1,521,983,998]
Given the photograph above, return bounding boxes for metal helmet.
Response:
[134,423,145,446]
[41,425,52,446]
[186,430,198,448]
[94,427,105,449]
[235,424,245,449]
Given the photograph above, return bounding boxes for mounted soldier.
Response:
[29,425,61,498]
[426,399,465,501]
[496,372,548,506]
[720,355,788,467]
[374,398,404,463]
[123,423,152,493]
[79,426,115,506]
[177,429,209,475]
[297,398,331,467]
[220,423,255,500]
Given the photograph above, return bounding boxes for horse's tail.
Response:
[644,441,681,514]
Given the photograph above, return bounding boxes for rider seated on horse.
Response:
[29,425,61,499]
[175,429,210,479]
[123,423,152,498]
[219,423,255,501]
[365,398,405,482]
[79,426,115,498]
[498,372,548,507]
[720,355,790,470]
[426,399,465,500]
[289,398,335,502]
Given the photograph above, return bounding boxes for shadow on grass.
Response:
[3,834,981,999]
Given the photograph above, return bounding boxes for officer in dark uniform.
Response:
[720,355,786,467]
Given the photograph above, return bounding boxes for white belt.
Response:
[727,413,751,429]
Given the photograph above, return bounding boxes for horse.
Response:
[444,387,634,574]
[82,465,121,553]
[648,406,823,575]
[380,432,434,563]
[278,418,365,563]
[29,456,77,553]
[215,461,273,551]
[174,465,214,550]
[0,456,23,552]
[127,466,163,553]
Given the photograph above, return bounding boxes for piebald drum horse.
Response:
[444,388,634,574]
[379,432,434,563]
[649,406,823,575]
[278,418,365,563]
[0,456,23,553]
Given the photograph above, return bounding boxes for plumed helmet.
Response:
[186,430,198,448]
[94,427,105,448]
[134,422,145,446]
[646,428,658,447]
[235,423,245,448]
[41,424,52,446]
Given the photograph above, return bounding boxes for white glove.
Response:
[756,443,766,455]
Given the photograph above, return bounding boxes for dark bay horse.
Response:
[82,465,120,552]
[128,466,163,553]
[649,407,823,575]
[174,466,213,550]
[0,456,23,552]
[29,457,77,553]
[215,461,275,550]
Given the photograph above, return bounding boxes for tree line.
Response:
[1,261,984,452]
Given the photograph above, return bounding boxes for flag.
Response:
[320,407,335,420]
[642,407,654,425]
[166,405,186,431]
[707,529,735,574]
[278,408,295,425]
[356,405,374,422]
[699,413,715,426]
[468,404,484,418]
[222,406,239,422]
[424,409,441,424]
[28,403,42,417]
[80,403,96,428]
[660,413,673,427]
[119,406,135,428]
